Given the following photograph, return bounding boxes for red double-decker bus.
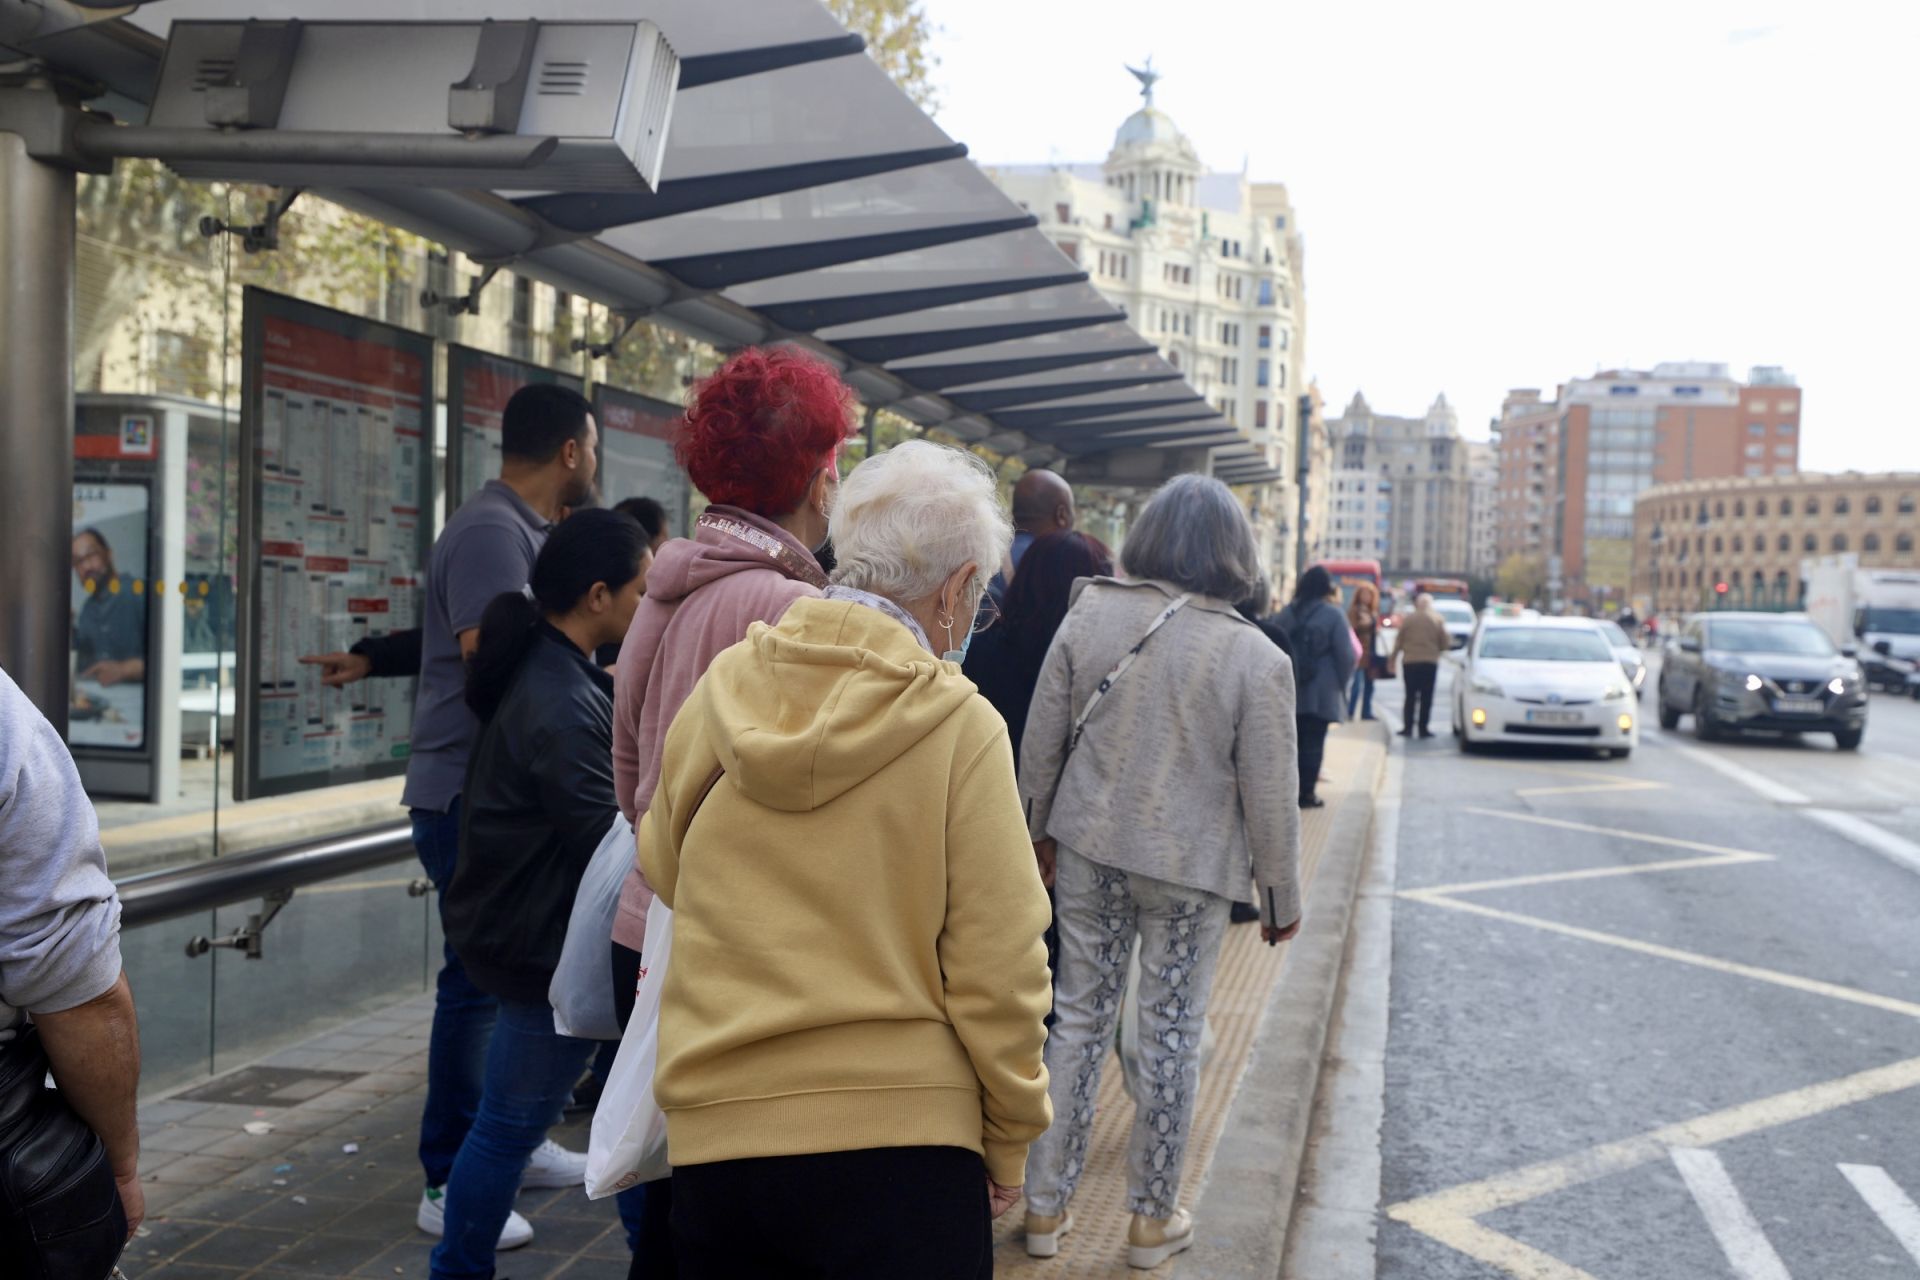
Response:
[1319,559,1383,608]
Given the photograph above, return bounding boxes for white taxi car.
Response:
[1451,616,1639,758]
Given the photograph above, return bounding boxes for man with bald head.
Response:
[991,469,1077,605]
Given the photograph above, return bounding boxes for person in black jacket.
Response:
[432,509,647,1280]
[1272,566,1357,809]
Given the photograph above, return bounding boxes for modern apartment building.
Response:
[1324,391,1474,574]
[1490,388,1561,569]
[985,68,1307,579]
[1633,473,1919,616]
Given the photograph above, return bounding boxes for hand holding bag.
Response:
[549,812,636,1042]
[584,894,674,1198]
[0,1025,128,1280]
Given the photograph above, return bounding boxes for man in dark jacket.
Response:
[1273,566,1357,807]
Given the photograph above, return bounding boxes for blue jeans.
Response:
[412,802,498,1189]
[430,999,598,1279]
[1347,663,1375,719]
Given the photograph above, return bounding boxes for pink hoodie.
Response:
[610,506,826,951]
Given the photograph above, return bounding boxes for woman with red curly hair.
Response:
[605,346,851,1273]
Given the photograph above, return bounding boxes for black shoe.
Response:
[1229,901,1261,924]
[1396,728,1412,737]
[1418,728,1435,739]
[1300,795,1327,809]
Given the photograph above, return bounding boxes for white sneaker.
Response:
[416,1186,535,1250]
[520,1138,589,1189]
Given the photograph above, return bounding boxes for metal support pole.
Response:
[0,130,76,721]
[863,403,878,458]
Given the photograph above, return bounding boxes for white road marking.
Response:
[1839,1164,1920,1266]
[1413,851,1772,898]
[1456,807,1780,859]
[1661,740,1812,804]
[1804,809,1920,877]
[1670,1147,1793,1280]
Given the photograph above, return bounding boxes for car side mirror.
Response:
[1875,640,1893,656]
[1841,644,1858,659]
[1679,636,1703,654]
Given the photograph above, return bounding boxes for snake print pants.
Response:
[1023,846,1232,1221]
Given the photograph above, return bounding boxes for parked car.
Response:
[1600,620,1647,700]
[1432,598,1477,650]
[1451,617,1639,758]
[1656,612,1867,750]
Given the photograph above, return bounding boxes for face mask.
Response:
[941,580,978,663]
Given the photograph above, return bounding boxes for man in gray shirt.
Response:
[0,664,143,1263]
[307,383,600,1247]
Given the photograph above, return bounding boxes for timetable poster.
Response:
[239,290,433,800]
[446,345,584,512]
[594,383,691,536]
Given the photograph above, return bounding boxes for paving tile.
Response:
[552,1258,633,1280]
[143,1124,233,1155]
[197,1130,303,1161]
[124,1215,219,1263]
[348,1238,435,1277]
[261,1227,394,1274]
[128,1264,249,1280]
[174,1223,302,1268]
[519,1210,618,1256]
[141,1099,216,1127]
[235,1190,358,1233]
[141,1181,204,1216]
[163,1186,281,1223]
[144,1153,250,1186]
[138,1148,186,1175]
[326,1191,424,1239]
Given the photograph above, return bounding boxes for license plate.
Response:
[1525,710,1584,725]
[1772,697,1822,715]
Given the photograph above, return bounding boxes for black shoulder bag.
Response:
[0,1024,127,1280]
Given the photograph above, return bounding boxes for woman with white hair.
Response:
[639,440,1053,1278]
[1019,474,1303,1269]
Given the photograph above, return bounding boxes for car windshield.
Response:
[1602,622,1636,651]
[1862,607,1920,635]
[1434,602,1475,624]
[1478,628,1614,662]
[1707,619,1835,655]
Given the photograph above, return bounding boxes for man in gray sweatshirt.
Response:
[0,665,144,1250]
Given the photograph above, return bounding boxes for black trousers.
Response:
[1296,713,1331,802]
[1403,662,1438,733]
[615,941,676,1280]
[672,1146,992,1280]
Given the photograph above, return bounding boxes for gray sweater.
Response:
[1019,578,1303,928]
[0,667,123,1041]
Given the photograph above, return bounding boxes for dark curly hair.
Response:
[674,347,853,517]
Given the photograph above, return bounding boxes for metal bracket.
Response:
[198,185,303,254]
[422,261,504,316]
[407,878,434,898]
[574,309,648,359]
[185,888,293,960]
[204,20,304,130]
[449,20,539,135]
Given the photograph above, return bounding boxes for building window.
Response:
[1804,533,1818,553]
[1255,400,1269,430]
[1832,533,1849,552]
[1774,465,1794,476]
[1055,202,1071,223]
[1899,494,1916,514]
[1834,495,1850,514]
[1805,497,1819,515]
[1256,358,1270,388]
[1864,533,1882,554]
[1756,499,1768,517]
[1745,444,1764,459]
[1866,494,1882,514]
[1778,400,1797,413]
[1777,533,1791,553]
[1713,536,1724,554]
[1745,465,1765,476]
[1714,501,1725,518]
[1257,324,1271,349]
[1775,444,1795,458]
[1899,533,1915,553]
[1734,499,1745,518]
[1748,423,1765,437]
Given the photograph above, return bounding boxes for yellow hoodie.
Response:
[640,595,1053,1186]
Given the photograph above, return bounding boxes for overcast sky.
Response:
[920,0,1919,470]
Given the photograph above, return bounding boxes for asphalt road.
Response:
[1369,654,1920,1279]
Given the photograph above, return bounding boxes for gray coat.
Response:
[1018,577,1302,928]
[1273,598,1357,723]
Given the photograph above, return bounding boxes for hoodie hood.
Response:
[646,506,827,605]
[693,596,980,813]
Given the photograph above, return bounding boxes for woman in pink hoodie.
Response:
[607,346,851,1274]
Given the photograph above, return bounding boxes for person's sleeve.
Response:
[943,730,1053,1186]
[530,725,619,878]
[1017,616,1075,841]
[0,683,123,1015]
[1239,654,1303,930]
[1332,614,1359,687]
[349,627,423,678]
[444,524,535,635]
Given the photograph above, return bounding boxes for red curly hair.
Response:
[674,347,853,516]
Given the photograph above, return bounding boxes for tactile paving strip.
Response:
[992,732,1366,1277]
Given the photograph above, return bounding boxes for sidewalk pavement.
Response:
[121,721,1388,1279]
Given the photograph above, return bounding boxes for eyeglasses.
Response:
[971,592,1001,635]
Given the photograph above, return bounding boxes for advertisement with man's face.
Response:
[70,482,152,749]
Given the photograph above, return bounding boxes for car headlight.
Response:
[1469,675,1504,695]
[1730,672,1763,692]
[1631,666,1647,687]
[1603,684,1630,701]
[1828,676,1851,695]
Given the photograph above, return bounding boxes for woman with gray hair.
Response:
[1018,473,1302,1269]
[639,440,1053,1278]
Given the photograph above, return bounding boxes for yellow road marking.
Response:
[1408,851,1771,897]
[1457,807,1776,860]
[1391,1213,1601,1280]
[1400,892,1920,1020]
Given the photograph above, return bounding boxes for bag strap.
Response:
[1067,593,1192,754]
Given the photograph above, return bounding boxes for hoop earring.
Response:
[936,613,956,650]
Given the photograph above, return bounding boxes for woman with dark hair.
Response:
[1273,565,1357,808]
[613,496,672,553]
[963,530,1114,760]
[607,346,853,1275]
[430,509,648,1280]
[1018,476,1301,1268]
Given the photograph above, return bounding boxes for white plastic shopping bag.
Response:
[585,895,673,1199]
[550,812,634,1042]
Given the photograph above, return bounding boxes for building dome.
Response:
[1114,105,1184,150]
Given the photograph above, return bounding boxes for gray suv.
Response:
[1657,612,1867,749]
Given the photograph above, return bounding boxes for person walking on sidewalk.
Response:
[642,441,1052,1280]
[1273,565,1358,809]
[608,346,851,1273]
[1346,581,1382,720]
[1392,592,1449,739]
[430,511,647,1280]
[1018,475,1303,1270]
